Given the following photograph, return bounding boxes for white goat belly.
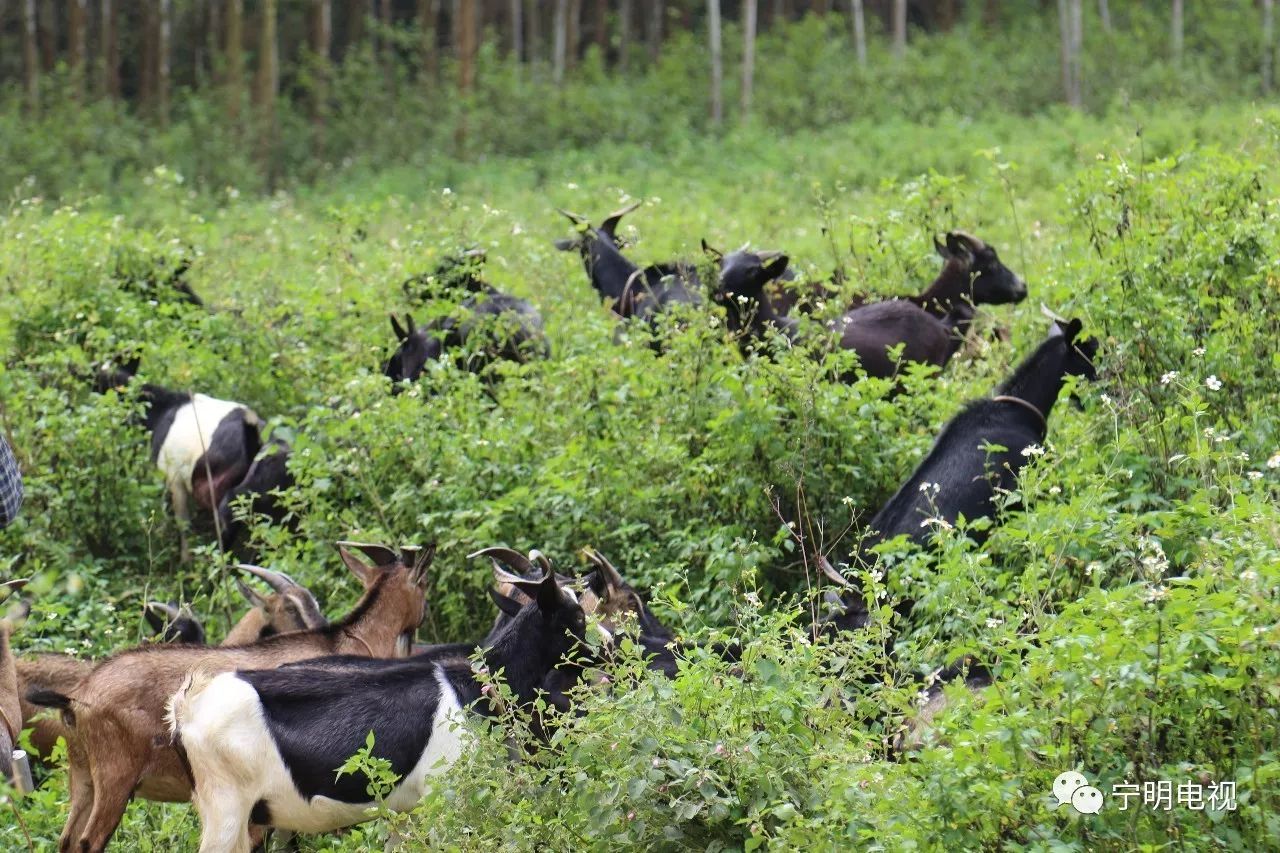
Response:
[156,395,243,489]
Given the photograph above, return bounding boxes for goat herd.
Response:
[0,203,1099,852]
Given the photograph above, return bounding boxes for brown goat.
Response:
[27,542,433,853]
[16,565,328,765]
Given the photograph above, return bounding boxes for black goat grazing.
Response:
[168,569,586,849]
[143,601,207,645]
[554,203,701,325]
[216,436,295,558]
[774,230,1026,318]
[708,242,973,381]
[385,251,548,385]
[822,318,1099,630]
[95,358,263,561]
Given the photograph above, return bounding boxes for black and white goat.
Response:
[168,570,586,851]
[96,358,263,560]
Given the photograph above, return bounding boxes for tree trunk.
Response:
[459,0,477,93]
[1264,0,1275,95]
[1071,0,1083,104]
[69,0,87,98]
[311,0,332,123]
[158,0,171,127]
[619,0,632,70]
[511,0,524,61]
[983,0,1000,27]
[226,0,244,120]
[646,0,663,62]
[741,0,756,118]
[38,0,55,73]
[1097,0,1111,34]
[526,0,541,67]
[347,0,366,50]
[1057,0,1082,107]
[1171,0,1183,67]
[892,0,906,58]
[553,0,568,82]
[849,0,866,67]
[256,0,279,186]
[23,0,38,111]
[708,0,722,125]
[141,1,157,112]
[100,0,119,98]
[593,0,607,56]
[566,0,581,70]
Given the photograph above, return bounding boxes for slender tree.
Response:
[511,0,524,62]
[849,0,866,67]
[647,0,663,63]
[1171,0,1184,67]
[256,0,280,185]
[1057,0,1082,107]
[1265,0,1275,95]
[526,0,542,68]
[1097,0,1111,34]
[100,0,119,98]
[892,0,906,58]
[23,0,39,111]
[619,0,633,70]
[38,0,55,73]
[554,0,568,83]
[741,0,757,118]
[158,0,172,127]
[69,0,87,98]
[593,0,607,54]
[567,0,581,71]
[227,0,245,120]
[708,0,723,125]
[459,0,477,94]
[310,0,333,124]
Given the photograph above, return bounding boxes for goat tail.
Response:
[25,688,72,711]
[165,668,219,741]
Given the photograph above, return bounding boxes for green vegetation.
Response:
[2,25,1279,852]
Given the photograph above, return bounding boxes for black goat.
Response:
[386,251,548,385]
[554,203,702,326]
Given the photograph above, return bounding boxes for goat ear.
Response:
[234,578,270,609]
[701,239,724,261]
[584,548,625,595]
[601,201,641,238]
[553,238,578,251]
[945,232,974,261]
[934,236,951,259]
[122,354,141,376]
[405,544,435,587]
[335,542,378,585]
[489,588,523,618]
[390,314,408,341]
[512,572,561,613]
[761,255,790,283]
[405,314,417,334]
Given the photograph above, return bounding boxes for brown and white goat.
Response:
[1,579,28,789]
[27,542,432,853]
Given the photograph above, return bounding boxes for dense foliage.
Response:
[1,88,1278,851]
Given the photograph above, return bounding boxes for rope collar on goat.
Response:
[991,395,1047,437]
[341,627,376,659]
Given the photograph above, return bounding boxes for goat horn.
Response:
[528,549,553,573]
[947,230,986,251]
[144,601,182,621]
[234,564,301,593]
[335,541,399,567]
[1040,302,1068,323]
[0,578,29,593]
[582,548,626,590]
[556,208,588,226]
[468,546,535,576]
[818,555,854,588]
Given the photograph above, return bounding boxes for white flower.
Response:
[1160,371,1178,385]
[743,591,761,608]
[1267,453,1280,469]
[1144,585,1169,603]
[1192,347,1206,357]
[916,689,932,708]
[920,517,953,530]
[1048,486,1062,495]
[1021,444,1045,458]
[1099,393,1112,405]
[1240,570,1259,582]
[841,496,855,506]
[1248,471,1263,481]
[1205,375,1222,391]
[1085,562,1103,578]
[985,617,1003,629]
